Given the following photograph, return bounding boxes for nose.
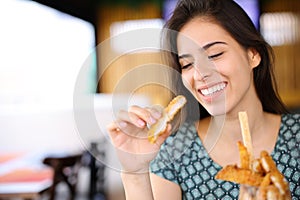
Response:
[193,59,212,81]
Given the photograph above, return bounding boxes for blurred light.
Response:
[260,12,300,46]
[110,18,164,53]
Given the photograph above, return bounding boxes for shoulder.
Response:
[281,112,300,122]
[274,113,299,166]
[273,113,300,197]
[280,113,300,133]
[277,113,300,142]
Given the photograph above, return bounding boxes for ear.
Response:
[247,48,261,69]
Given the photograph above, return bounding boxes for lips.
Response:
[199,82,227,97]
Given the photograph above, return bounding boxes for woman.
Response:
[107,0,300,199]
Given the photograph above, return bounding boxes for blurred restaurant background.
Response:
[0,0,299,200]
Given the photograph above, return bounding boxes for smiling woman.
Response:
[106,0,300,200]
[177,17,261,116]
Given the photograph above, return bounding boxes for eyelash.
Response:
[181,62,193,70]
[181,52,223,70]
[208,52,223,60]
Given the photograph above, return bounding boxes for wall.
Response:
[96,3,173,107]
[261,0,300,109]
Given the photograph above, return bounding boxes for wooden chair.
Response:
[43,154,82,200]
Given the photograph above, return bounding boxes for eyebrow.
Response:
[202,41,227,50]
[178,41,227,59]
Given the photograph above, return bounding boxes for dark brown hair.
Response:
[162,0,288,121]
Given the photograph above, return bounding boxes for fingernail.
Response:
[149,116,156,125]
[152,111,161,119]
[119,121,127,128]
[137,119,145,127]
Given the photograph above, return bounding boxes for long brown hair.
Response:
[161,0,288,121]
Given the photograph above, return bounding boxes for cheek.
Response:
[181,71,194,91]
[214,61,231,77]
[215,54,251,77]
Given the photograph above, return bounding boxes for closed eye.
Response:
[181,62,193,70]
[208,52,223,60]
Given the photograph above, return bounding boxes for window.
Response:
[260,12,300,46]
[0,0,96,111]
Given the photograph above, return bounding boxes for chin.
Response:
[203,103,227,117]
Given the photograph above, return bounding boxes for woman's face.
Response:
[177,18,260,116]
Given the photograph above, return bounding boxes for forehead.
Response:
[177,17,233,51]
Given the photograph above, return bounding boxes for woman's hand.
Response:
[107,105,172,173]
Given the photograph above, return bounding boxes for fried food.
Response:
[147,95,187,143]
[239,111,254,164]
[215,142,290,199]
[237,141,250,170]
[260,151,277,173]
[252,158,264,174]
[215,165,264,187]
[215,112,291,200]
[147,111,168,144]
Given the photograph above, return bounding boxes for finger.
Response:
[107,122,123,137]
[128,105,159,126]
[108,111,129,134]
[107,121,145,147]
[107,122,123,146]
[112,110,151,140]
[116,109,146,128]
[147,104,164,119]
[109,121,145,139]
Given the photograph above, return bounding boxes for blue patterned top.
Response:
[150,114,300,199]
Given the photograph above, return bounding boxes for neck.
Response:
[209,102,265,144]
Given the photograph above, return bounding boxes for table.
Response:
[0,180,51,200]
[0,152,53,200]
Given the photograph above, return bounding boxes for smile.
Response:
[200,82,227,96]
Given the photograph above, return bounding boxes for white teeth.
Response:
[200,83,226,96]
